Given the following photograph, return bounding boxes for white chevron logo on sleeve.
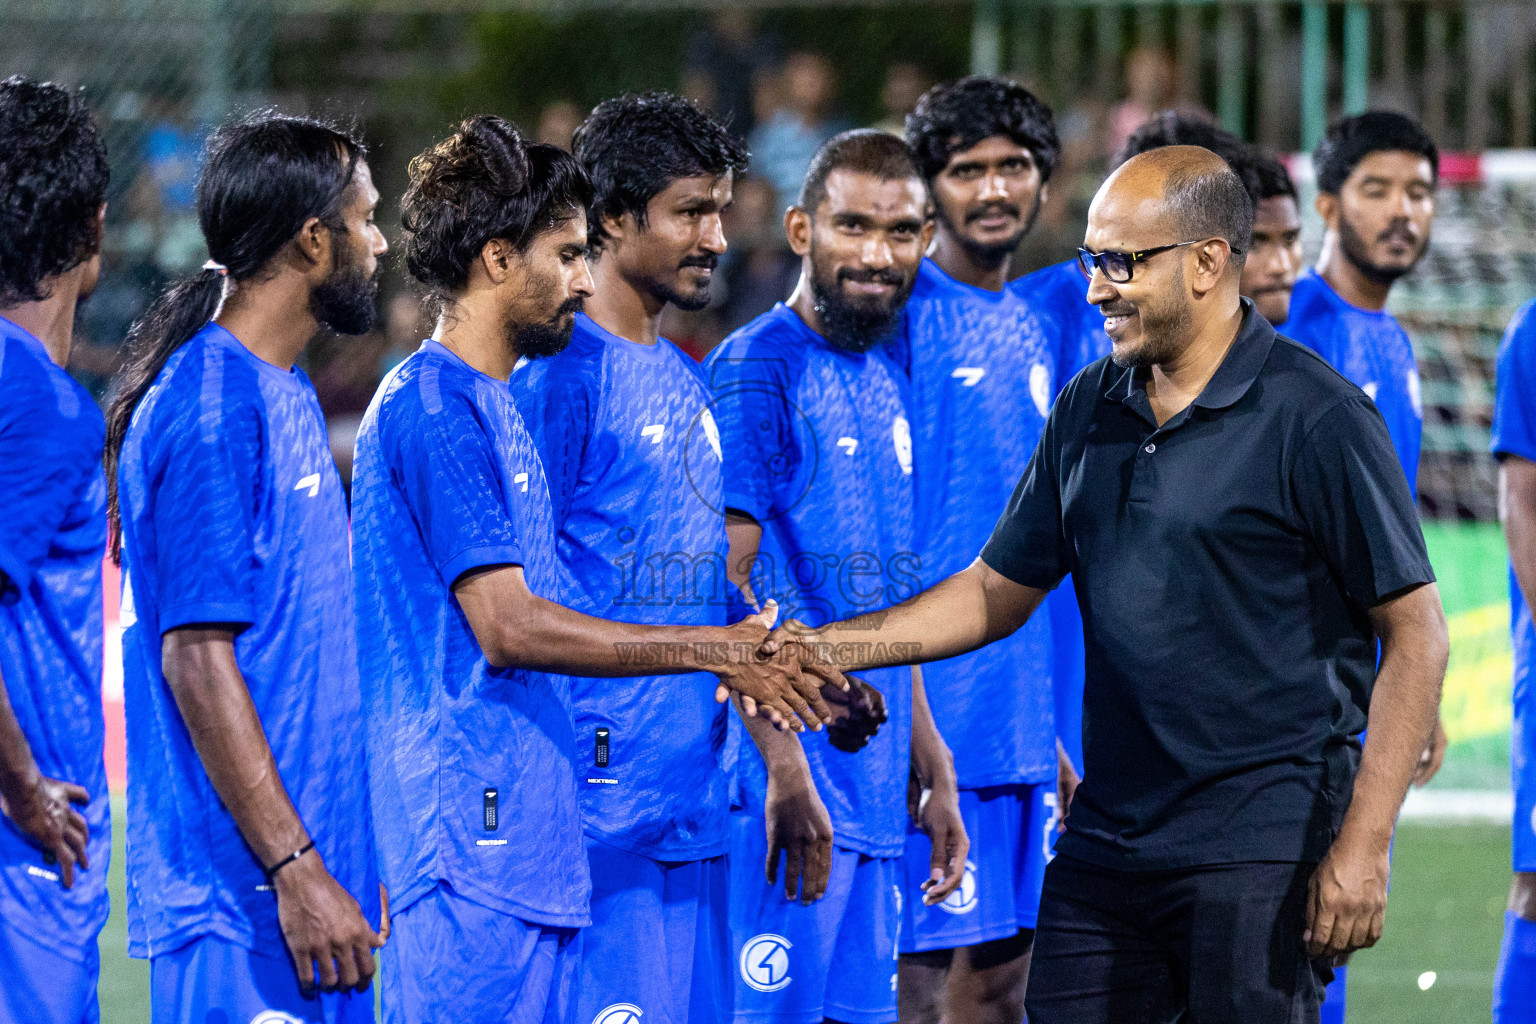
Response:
[837,437,858,455]
[951,366,986,387]
[642,424,665,444]
[293,473,320,497]
[514,472,529,493]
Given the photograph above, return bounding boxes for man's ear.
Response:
[1038,181,1050,210]
[295,215,331,270]
[600,209,631,252]
[1314,191,1339,231]
[1190,239,1232,296]
[784,206,812,257]
[479,237,514,285]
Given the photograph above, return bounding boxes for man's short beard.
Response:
[937,193,1041,271]
[311,242,380,335]
[509,296,584,359]
[808,245,914,355]
[646,253,719,313]
[1339,214,1426,287]
[1106,268,1194,369]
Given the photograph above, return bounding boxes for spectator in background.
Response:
[1107,48,1181,158]
[537,100,584,150]
[872,61,932,137]
[750,52,848,211]
[717,174,798,334]
[683,8,777,139]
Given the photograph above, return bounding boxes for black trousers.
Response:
[1024,854,1334,1024]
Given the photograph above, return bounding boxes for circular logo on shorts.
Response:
[592,1004,643,1024]
[249,1013,303,1024]
[739,933,793,992]
[938,860,979,915]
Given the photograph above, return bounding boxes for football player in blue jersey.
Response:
[708,129,966,1024]
[354,115,842,1024]
[0,76,112,1024]
[103,114,389,1023]
[511,92,752,1024]
[894,76,1068,1024]
[1493,298,1536,1024]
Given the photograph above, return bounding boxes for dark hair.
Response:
[105,112,363,560]
[0,76,109,306]
[905,76,1060,184]
[1166,161,1254,267]
[1111,110,1268,201]
[572,92,748,253]
[1314,110,1439,195]
[1250,150,1298,203]
[798,129,923,216]
[401,114,594,314]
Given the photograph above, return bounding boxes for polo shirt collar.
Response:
[1106,298,1276,415]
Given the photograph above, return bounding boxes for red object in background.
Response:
[102,555,127,792]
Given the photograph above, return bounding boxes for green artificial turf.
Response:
[95,802,1512,1023]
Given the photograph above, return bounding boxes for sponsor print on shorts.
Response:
[593,1004,644,1024]
[938,861,979,916]
[740,933,793,993]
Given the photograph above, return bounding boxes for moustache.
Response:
[837,267,907,288]
[679,253,719,271]
[966,201,1021,224]
[1098,302,1136,318]
[554,296,585,319]
[1378,222,1418,245]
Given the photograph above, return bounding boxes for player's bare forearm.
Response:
[769,560,1047,671]
[161,627,310,867]
[0,660,42,811]
[908,665,955,791]
[1345,582,1448,848]
[910,664,967,903]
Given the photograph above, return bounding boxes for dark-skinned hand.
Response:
[274,850,384,997]
[824,674,888,753]
[0,774,89,888]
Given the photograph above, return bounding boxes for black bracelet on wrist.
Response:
[264,840,316,882]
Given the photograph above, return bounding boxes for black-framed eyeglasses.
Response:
[1077,239,1241,283]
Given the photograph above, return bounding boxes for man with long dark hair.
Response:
[353,114,841,1023]
[105,113,387,1022]
[0,75,111,1024]
[894,75,1065,1024]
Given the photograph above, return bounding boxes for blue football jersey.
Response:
[1011,258,1110,773]
[900,259,1057,788]
[117,323,377,958]
[1284,268,1423,492]
[352,339,589,928]
[1492,299,1536,811]
[0,318,110,961]
[705,303,916,857]
[511,314,738,861]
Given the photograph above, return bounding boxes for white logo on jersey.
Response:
[892,416,913,476]
[642,424,665,444]
[1408,368,1423,418]
[120,570,137,629]
[740,933,793,992]
[249,1013,304,1024]
[1362,381,1380,402]
[293,473,320,498]
[700,409,723,462]
[938,860,980,915]
[837,437,859,456]
[514,472,529,493]
[1030,362,1053,418]
[952,366,986,387]
[593,1004,643,1024]
[25,865,60,882]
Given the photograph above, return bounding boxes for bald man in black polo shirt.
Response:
[755,146,1448,1021]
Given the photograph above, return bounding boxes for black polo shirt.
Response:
[981,301,1434,870]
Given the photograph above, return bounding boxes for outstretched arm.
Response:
[766,558,1049,672]
[162,627,382,996]
[1304,582,1448,959]
[452,563,839,732]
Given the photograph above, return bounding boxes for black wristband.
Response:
[264,840,316,882]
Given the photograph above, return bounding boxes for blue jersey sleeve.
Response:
[150,400,263,632]
[0,382,88,593]
[390,382,526,587]
[707,353,801,523]
[1494,300,1536,464]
